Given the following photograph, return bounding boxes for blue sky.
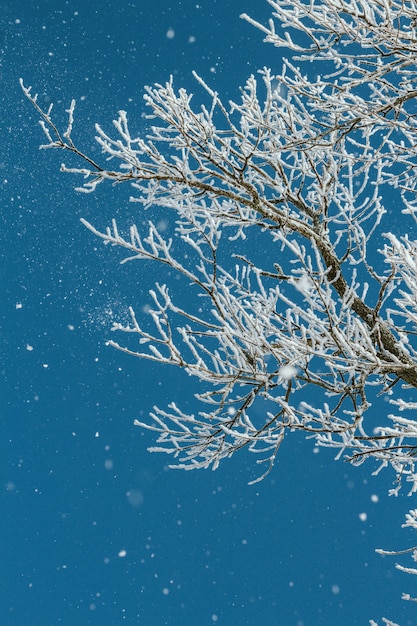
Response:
[1,1,416,624]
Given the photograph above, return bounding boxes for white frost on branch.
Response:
[21,0,417,482]
[21,1,417,620]
[20,0,417,486]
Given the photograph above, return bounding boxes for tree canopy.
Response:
[22,2,417,621]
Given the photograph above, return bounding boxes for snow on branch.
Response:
[20,0,417,484]
[21,3,417,619]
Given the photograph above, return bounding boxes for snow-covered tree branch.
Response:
[21,0,417,620]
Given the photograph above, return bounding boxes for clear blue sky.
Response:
[1,1,415,624]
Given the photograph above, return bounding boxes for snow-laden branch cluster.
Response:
[21,2,417,618]
[21,0,417,484]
